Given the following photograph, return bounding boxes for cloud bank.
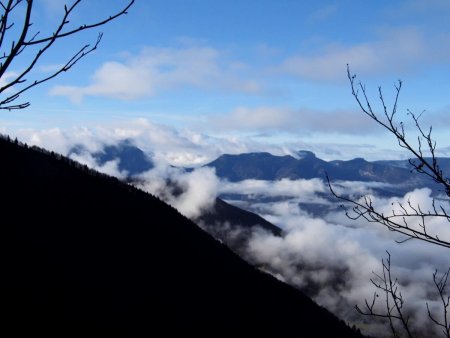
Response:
[220,179,450,337]
[11,118,402,165]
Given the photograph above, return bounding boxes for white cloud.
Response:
[389,0,450,17]
[211,174,450,336]
[135,164,219,219]
[308,4,338,22]
[41,0,67,13]
[50,46,263,102]
[38,64,65,73]
[277,27,431,82]
[239,185,450,337]
[210,105,378,134]
[0,71,18,93]
[220,178,326,200]
[70,150,129,179]
[169,167,219,218]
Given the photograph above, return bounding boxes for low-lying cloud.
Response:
[221,179,450,337]
[136,164,219,219]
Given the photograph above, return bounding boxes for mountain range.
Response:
[79,141,449,189]
[206,150,450,187]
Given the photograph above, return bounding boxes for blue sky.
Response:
[2,0,450,162]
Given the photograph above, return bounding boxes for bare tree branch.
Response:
[24,0,134,46]
[355,252,414,338]
[427,268,450,338]
[0,0,134,110]
[334,66,450,337]
[346,65,450,197]
[327,66,450,249]
[327,174,450,249]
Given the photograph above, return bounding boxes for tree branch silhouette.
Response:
[0,0,134,110]
[328,66,450,337]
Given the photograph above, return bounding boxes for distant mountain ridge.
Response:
[69,140,154,176]
[205,150,429,184]
[69,142,449,187]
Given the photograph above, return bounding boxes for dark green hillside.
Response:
[2,137,363,338]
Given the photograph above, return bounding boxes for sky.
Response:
[2,0,450,162]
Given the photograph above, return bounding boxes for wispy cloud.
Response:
[387,0,450,18]
[210,105,379,135]
[50,46,263,102]
[308,4,338,22]
[0,71,18,93]
[41,0,66,13]
[276,27,438,82]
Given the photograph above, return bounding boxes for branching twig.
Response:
[0,0,134,110]
[355,251,414,338]
[347,65,450,197]
[340,66,450,338]
[427,268,450,338]
[327,175,450,249]
[327,66,450,248]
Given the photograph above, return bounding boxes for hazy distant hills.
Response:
[375,158,450,177]
[70,140,154,176]
[71,141,449,188]
[206,150,425,185]
[4,137,366,337]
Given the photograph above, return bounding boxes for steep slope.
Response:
[2,138,363,338]
[199,198,282,236]
[197,198,283,253]
[72,141,284,239]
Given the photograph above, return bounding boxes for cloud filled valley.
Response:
[8,126,450,337]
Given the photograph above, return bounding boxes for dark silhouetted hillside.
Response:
[197,198,283,254]
[2,137,364,338]
[200,198,282,236]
